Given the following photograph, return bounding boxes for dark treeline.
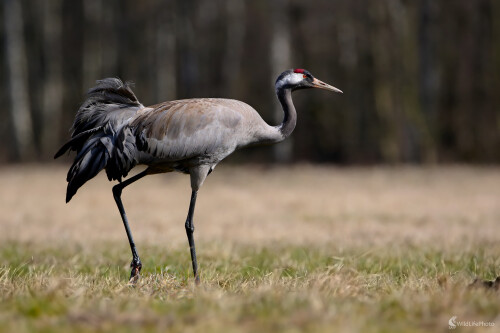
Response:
[1,0,499,164]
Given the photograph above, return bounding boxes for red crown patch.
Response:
[293,69,305,73]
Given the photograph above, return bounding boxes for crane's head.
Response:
[275,69,342,93]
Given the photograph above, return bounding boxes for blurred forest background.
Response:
[1,0,499,164]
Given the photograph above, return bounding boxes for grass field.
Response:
[0,165,499,332]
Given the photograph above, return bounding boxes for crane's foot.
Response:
[194,274,200,286]
[128,259,142,284]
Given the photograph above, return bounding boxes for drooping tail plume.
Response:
[55,78,143,202]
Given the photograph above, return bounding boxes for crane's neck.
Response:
[248,86,296,147]
[274,87,297,141]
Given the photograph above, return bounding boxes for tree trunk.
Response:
[3,0,34,161]
[155,1,177,102]
[418,0,438,162]
[40,0,63,157]
[223,0,245,96]
[177,0,198,98]
[82,0,103,88]
[270,0,292,163]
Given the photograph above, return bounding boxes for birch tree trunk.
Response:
[270,0,292,163]
[3,0,34,160]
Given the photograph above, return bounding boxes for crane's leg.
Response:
[185,190,200,284]
[112,170,148,283]
[186,165,210,285]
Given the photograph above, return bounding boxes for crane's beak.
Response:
[311,78,343,93]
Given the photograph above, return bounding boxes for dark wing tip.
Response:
[54,146,67,159]
[65,188,75,203]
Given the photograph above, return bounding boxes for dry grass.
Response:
[0,164,499,332]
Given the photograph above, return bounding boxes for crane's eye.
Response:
[303,74,307,78]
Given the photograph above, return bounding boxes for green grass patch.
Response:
[0,241,498,332]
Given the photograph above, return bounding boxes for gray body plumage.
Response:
[133,98,282,172]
